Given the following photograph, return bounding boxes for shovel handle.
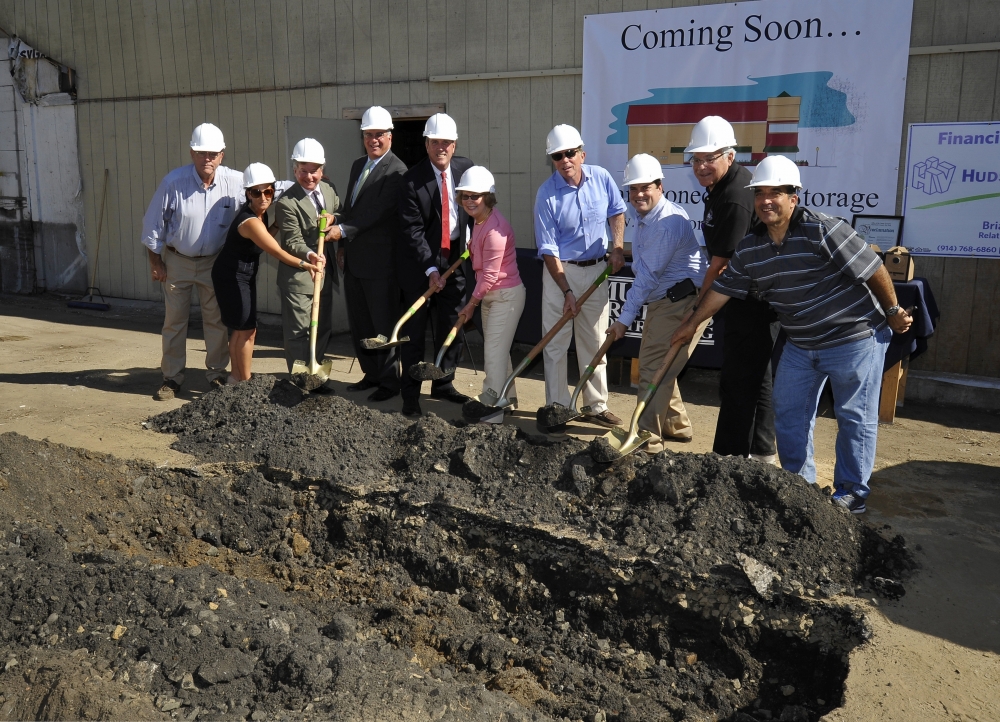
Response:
[495,264,612,403]
[434,319,464,368]
[306,218,328,369]
[530,264,612,362]
[619,341,685,449]
[394,249,471,340]
[568,333,617,410]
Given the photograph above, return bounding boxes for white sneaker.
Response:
[749,453,778,465]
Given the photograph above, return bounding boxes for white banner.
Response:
[581,0,912,244]
[902,122,1000,258]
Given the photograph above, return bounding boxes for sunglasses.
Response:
[459,192,485,201]
[247,187,275,199]
[550,148,581,161]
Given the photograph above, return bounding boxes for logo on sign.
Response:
[912,156,956,195]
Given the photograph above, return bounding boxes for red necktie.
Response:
[440,170,451,255]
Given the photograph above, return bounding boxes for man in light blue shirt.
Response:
[533,124,627,428]
[607,154,709,451]
[141,123,243,400]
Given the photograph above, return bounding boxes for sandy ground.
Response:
[1,293,998,721]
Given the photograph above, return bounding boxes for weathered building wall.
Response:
[0,29,85,295]
[0,0,997,376]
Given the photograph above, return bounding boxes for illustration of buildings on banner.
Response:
[606,72,857,169]
[626,93,802,166]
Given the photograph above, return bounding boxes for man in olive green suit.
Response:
[276,138,341,381]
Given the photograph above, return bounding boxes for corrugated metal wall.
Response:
[0,0,997,376]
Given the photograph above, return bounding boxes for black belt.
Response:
[565,258,600,267]
[166,246,211,259]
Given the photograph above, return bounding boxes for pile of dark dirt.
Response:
[0,375,915,721]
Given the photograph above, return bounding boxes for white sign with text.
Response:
[582,0,913,244]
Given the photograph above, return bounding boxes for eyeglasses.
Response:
[193,151,222,160]
[363,130,391,140]
[459,193,485,201]
[550,148,581,162]
[247,187,275,199]
[690,152,727,167]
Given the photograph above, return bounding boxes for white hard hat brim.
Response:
[745,180,803,188]
[191,142,225,152]
[684,142,733,154]
[621,176,661,188]
[548,140,584,155]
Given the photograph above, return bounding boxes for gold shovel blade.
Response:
[603,425,653,456]
[290,358,334,383]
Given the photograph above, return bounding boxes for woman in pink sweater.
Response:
[456,166,526,411]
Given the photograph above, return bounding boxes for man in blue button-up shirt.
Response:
[607,154,709,451]
[533,125,627,427]
[141,123,243,400]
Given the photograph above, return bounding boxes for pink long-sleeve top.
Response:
[470,209,522,300]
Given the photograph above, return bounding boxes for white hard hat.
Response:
[190,123,226,152]
[290,138,325,165]
[423,113,458,141]
[361,106,394,131]
[746,156,802,189]
[684,116,738,154]
[622,154,664,187]
[456,166,496,194]
[242,162,276,189]
[546,124,584,155]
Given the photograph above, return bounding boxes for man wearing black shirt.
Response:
[686,116,779,462]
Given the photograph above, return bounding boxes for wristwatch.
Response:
[885,305,901,317]
[298,259,305,269]
[563,287,573,296]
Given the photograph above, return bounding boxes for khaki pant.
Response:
[637,294,710,439]
[541,262,611,413]
[161,248,229,385]
[479,283,526,405]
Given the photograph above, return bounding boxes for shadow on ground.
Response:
[867,459,1000,654]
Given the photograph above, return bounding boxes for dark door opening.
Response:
[391,119,429,170]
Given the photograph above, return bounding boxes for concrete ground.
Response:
[2,293,999,721]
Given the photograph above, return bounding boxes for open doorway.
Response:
[390,119,429,169]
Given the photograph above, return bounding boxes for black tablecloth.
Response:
[885,277,939,370]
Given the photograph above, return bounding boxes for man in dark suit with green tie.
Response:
[329,106,408,401]
[276,138,340,386]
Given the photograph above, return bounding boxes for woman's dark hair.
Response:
[483,192,497,208]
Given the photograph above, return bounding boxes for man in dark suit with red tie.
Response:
[396,113,474,417]
[331,106,408,402]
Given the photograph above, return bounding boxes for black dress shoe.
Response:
[401,399,422,418]
[430,386,471,404]
[368,386,399,402]
[346,378,378,392]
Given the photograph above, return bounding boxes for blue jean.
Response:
[772,327,891,498]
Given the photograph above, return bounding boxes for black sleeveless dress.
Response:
[212,202,263,331]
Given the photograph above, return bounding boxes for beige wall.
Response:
[0,0,997,376]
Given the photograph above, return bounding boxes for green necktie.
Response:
[351,160,373,205]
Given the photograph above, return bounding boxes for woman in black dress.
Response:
[212,163,323,384]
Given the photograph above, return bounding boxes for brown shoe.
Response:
[154,380,180,401]
[584,409,623,428]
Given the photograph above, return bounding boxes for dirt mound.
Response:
[0,376,915,721]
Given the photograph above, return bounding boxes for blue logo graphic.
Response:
[912,157,956,195]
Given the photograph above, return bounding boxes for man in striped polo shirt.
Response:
[672,156,912,514]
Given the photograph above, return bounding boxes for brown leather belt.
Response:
[565,258,600,267]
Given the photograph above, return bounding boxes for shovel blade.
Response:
[604,425,653,457]
[408,362,452,381]
[360,334,410,350]
[290,359,334,390]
